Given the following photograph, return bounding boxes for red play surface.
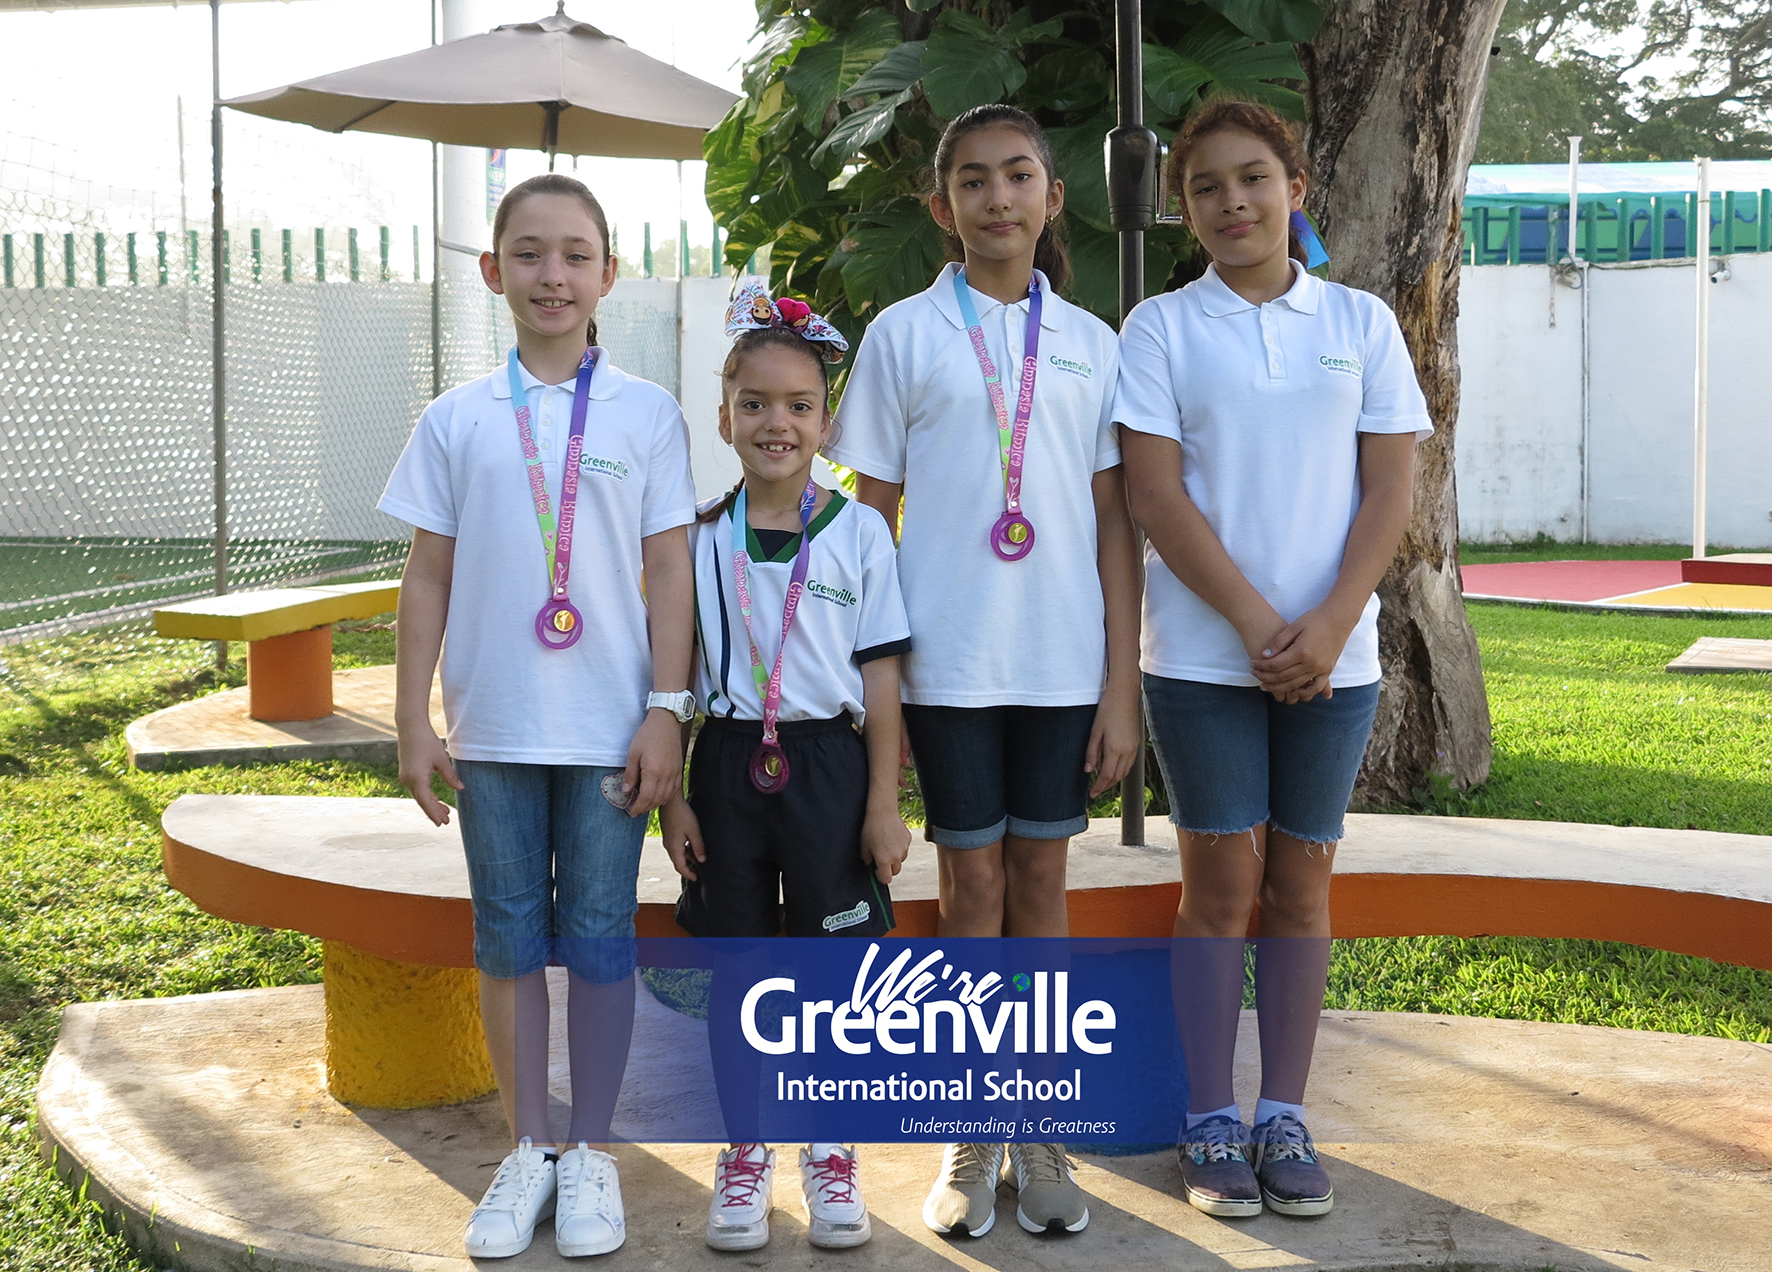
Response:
[1460,559,1684,602]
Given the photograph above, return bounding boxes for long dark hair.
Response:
[931,104,1071,293]
[490,173,613,345]
[697,325,836,524]
[1163,99,1311,290]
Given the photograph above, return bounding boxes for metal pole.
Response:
[430,2,443,400]
[1108,0,1157,847]
[1693,156,1711,559]
[210,0,229,673]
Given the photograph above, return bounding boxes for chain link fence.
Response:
[2,124,684,649]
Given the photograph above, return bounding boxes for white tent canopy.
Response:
[1467,161,1772,197]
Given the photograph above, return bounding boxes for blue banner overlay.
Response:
[549,938,1191,1145]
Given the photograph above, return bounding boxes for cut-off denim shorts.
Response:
[454,759,646,984]
[1142,674,1381,845]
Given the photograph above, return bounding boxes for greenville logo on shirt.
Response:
[1048,354,1093,379]
[1319,355,1363,378]
[822,900,871,932]
[580,454,631,480]
[806,579,858,607]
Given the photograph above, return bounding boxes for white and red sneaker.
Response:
[705,1143,774,1251]
[799,1144,871,1248]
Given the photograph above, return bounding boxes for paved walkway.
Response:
[37,980,1772,1272]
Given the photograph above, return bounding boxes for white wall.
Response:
[1456,252,1772,548]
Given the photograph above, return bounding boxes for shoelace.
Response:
[806,1151,858,1205]
[481,1143,548,1212]
[1186,1118,1250,1164]
[558,1148,613,1212]
[718,1147,770,1208]
[1015,1144,1073,1185]
[943,1142,1000,1185]
[1257,1116,1316,1163]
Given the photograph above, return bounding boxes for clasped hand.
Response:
[1249,606,1353,704]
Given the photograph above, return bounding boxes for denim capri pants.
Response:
[454,759,647,985]
[1142,675,1381,845]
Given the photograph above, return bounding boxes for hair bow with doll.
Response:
[724,282,849,363]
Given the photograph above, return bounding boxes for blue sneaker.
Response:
[1251,1112,1333,1216]
[1176,1115,1261,1217]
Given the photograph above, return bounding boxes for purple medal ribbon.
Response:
[731,480,817,794]
[953,269,1043,561]
[508,345,597,649]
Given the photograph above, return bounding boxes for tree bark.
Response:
[1302,0,1508,806]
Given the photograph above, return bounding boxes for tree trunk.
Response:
[1302,0,1507,806]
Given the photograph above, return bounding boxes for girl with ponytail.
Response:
[830,103,1143,1239]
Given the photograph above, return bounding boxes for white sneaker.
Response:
[463,1137,557,1259]
[554,1143,625,1257]
[705,1143,774,1251]
[800,1144,871,1248]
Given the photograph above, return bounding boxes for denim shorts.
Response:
[902,703,1096,849]
[1142,675,1381,845]
[454,759,647,984]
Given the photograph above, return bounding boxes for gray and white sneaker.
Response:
[1009,1142,1090,1233]
[1176,1116,1261,1218]
[922,1142,1005,1237]
[705,1143,774,1251]
[800,1144,871,1248]
[463,1137,557,1258]
[1252,1113,1334,1216]
[554,1143,625,1257]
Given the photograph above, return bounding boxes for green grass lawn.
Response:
[1,603,1769,1269]
[1457,536,1763,564]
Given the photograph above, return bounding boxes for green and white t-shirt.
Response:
[691,491,910,727]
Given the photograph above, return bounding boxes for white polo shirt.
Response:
[692,491,910,727]
[1114,261,1432,688]
[379,351,697,765]
[828,264,1122,707]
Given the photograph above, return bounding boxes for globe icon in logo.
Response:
[1011,973,1031,993]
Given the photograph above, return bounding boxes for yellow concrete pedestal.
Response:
[321,942,495,1109]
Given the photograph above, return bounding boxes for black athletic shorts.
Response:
[675,713,895,939]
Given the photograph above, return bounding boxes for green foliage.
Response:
[1476,0,1772,163]
[706,0,1320,335]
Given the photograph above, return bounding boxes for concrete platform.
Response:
[1666,636,1772,674]
[127,664,442,771]
[37,978,1772,1272]
[1682,553,1772,587]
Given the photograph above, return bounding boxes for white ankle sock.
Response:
[1185,1104,1242,1131]
[806,1143,846,1159]
[1254,1098,1305,1128]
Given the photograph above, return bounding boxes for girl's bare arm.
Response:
[395,529,461,825]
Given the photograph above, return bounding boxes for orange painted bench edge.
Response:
[163,833,1772,972]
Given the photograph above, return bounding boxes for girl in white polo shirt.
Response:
[831,104,1143,1239]
[658,284,912,1254]
[381,174,698,1261]
[1115,101,1430,1220]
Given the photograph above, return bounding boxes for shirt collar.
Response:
[1192,259,1320,317]
[489,347,618,400]
[926,261,1066,332]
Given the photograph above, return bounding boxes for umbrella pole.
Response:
[430,3,442,401]
[210,0,229,673]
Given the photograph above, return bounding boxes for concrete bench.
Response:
[153,581,401,722]
[160,794,1772,1110]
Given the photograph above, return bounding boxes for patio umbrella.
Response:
[222,3,737,163]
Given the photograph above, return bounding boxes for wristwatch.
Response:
[647,690,697,722]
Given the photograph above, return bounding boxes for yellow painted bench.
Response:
[153,581,400,722]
